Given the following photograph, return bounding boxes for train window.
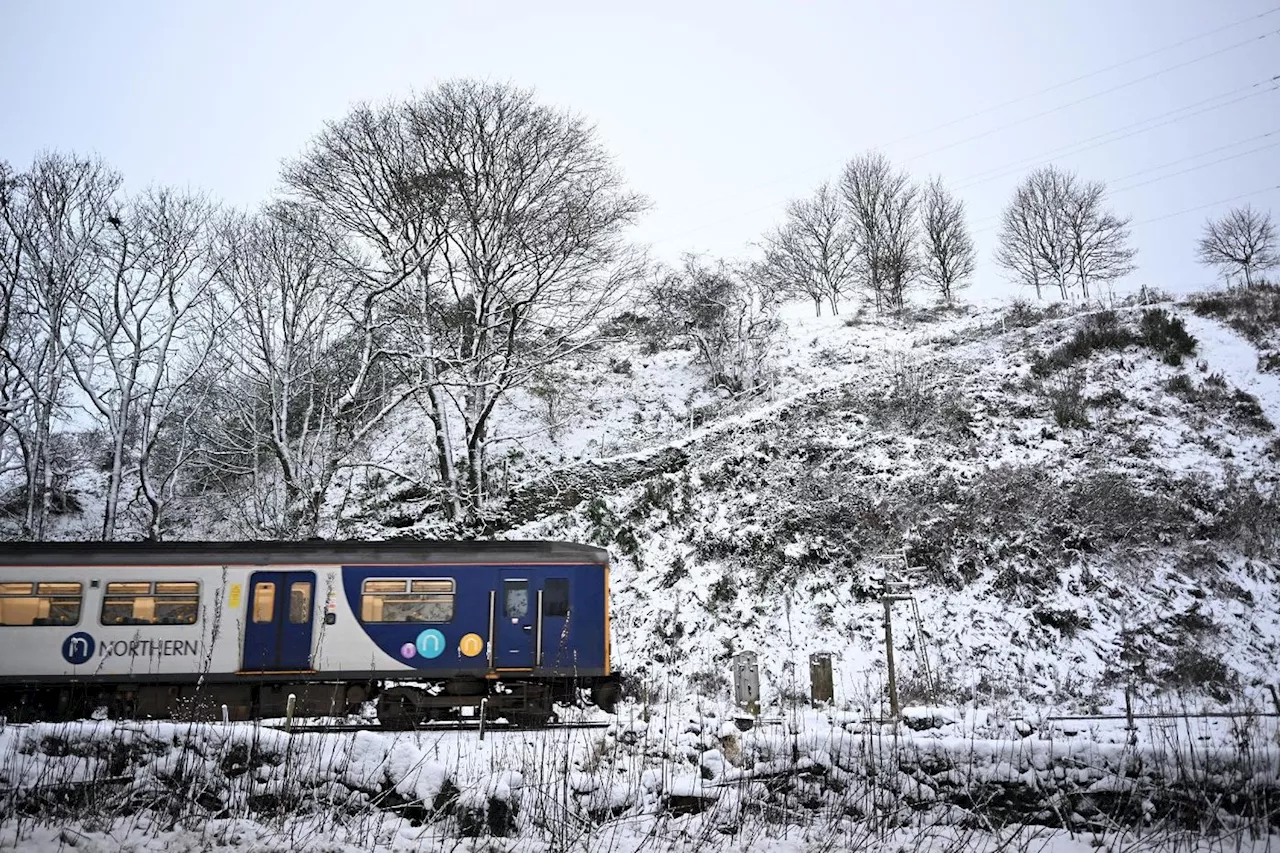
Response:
[101,581,199,626]
[360,578,454,623]
[252,582,276,623]
[504,580,529,619]
[0,581,82,626]
[289,581,312,624]
[543,579,570,617]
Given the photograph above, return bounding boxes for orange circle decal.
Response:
[459,633,485,657]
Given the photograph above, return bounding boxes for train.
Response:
[0,539,623,726]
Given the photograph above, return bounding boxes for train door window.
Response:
[101,582,199,625]
[504,580,529,619]
[543,579,570,617]
[0,582,82,626]
[288,581,313,624]
[252,582,276,623]
[360,578,454,623]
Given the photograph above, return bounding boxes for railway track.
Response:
[268,720,615,734]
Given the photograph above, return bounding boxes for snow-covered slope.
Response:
[496,294,1280,716]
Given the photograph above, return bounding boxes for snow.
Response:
[3,704,1277,851]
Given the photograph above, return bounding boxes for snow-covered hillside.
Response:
[487,291,1280,716]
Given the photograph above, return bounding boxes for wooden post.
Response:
[809,653,834,705]
[883,598,899,719]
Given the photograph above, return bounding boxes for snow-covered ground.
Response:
[3,700,1277,851]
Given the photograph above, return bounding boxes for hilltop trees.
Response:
[840,152,920,313]
[919,176,976,305]
[757,182,858,316]
[759,154,975,314]
[995,165,1136,301]
[1197,205,1278,289]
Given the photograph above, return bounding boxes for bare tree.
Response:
[757,182,858,316]
[1197,205,1278,288]
[995,165,1134,301]
[1063,179,1136,301]
[65,188,223,540]
[919,176,976,305]
[993,187,1045,300]
[0,153,120,538]
[840,152,919,313]
[200,208,361,538]
[404,79,649,516]
[652,255,782,392]
[280,99,462,520]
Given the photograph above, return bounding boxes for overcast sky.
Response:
[2,0,1277,302]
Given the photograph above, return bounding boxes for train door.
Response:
[493,574,572,670]
[494,572,535,669]
[242,571,316,671]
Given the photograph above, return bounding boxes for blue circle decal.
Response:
[62,632,95,665]
[415,629,445,659]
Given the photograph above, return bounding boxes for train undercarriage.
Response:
[0,675,624,726]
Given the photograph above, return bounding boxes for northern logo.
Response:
[62,632,96,665]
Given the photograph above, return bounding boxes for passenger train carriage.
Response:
[0,540,623,725]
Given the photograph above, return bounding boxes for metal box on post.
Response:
[731,651,760,717]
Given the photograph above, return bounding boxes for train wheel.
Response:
[377,687,426,729]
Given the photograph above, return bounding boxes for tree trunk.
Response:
[424,383,461,521]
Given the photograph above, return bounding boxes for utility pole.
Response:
[876,549,930,720]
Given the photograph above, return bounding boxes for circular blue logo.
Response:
[62,632,95,665]
[415,629,446,659]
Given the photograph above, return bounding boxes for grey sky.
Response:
[2,0,1277,301]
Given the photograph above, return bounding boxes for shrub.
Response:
[1042,371,1089,428]
[1139,308,1197,365]
[1030,311,1138,377]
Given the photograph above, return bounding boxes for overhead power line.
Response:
[884,6,1280,150]
[652,9,1280,236]
[1134,186,1280,225]
[951,77,1280,191]
[901,28,1278,165]
[1112,138,1280,193]
[970,131,1280,232]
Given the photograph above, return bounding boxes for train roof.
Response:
[0,539,610,567]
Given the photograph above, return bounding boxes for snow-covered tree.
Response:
[653,255,782,393]
[0,153,120,538]
[65,188,222,540]
[995,165,1135,301]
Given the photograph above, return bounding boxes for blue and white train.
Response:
[0,540,623,725]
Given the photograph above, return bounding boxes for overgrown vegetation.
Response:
[1030,308,1196,378]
